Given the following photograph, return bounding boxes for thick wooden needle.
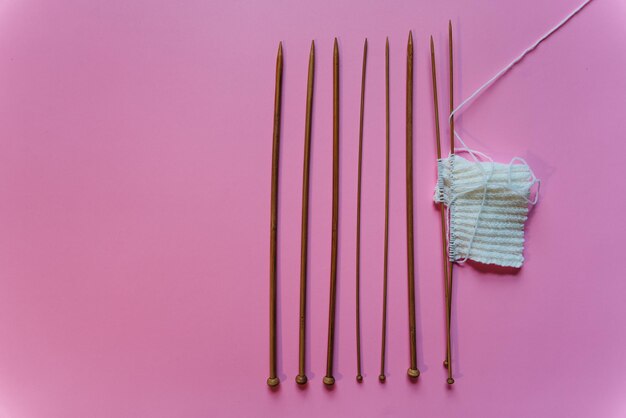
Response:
[355,38,367,383]
[324,38,340,387]
[296,40,315,386]
[405,31,420,380]
[267,41,283,388]
[444,20,456,385]
[379,37,390,383]
[430,36,454,385]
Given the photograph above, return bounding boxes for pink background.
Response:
[0,0,625,417]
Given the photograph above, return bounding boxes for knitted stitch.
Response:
[434,154,535,268]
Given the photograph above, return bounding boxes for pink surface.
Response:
[0,0,625,417]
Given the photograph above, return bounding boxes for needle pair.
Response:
[430,22,456,385]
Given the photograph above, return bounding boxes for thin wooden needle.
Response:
[296,40,315,386]
[444,20,456,385]
[355,38,367,383]
[449,21,455,156]
[267,41,283,388]
[324,38,340,387]
[406,31,420,380]
[430,36,454,385]
[379,37,390,383]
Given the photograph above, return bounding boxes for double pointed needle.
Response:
[355,38,367,383]
[296,41,315,386]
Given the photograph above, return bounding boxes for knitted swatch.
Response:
[434,154,536,268]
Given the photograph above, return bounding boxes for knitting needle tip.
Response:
[408,30,413,44]
[278,41,283,54]
[310,40,315,54]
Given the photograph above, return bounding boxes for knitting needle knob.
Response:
[379,374,386,383]
[267,377,280,387]
[323,375,335,386]
[295,374,308,385]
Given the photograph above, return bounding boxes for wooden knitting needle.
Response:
[449,21,455,157]
[355,38,367,383]
[444,20,456,385]
[430,35,454,385]
[267,41,283,388]
[379,37,390,383]
[296,40,315,386]
[324,38,340,387]
[405,31,420,380]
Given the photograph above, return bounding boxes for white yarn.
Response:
[449,0,593,127]
[435,154,537,268]
[436,0,591,267]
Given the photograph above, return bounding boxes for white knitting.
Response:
[430,0,589,268]
[434,154,536,268]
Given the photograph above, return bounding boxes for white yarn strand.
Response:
[449,0,593,128]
